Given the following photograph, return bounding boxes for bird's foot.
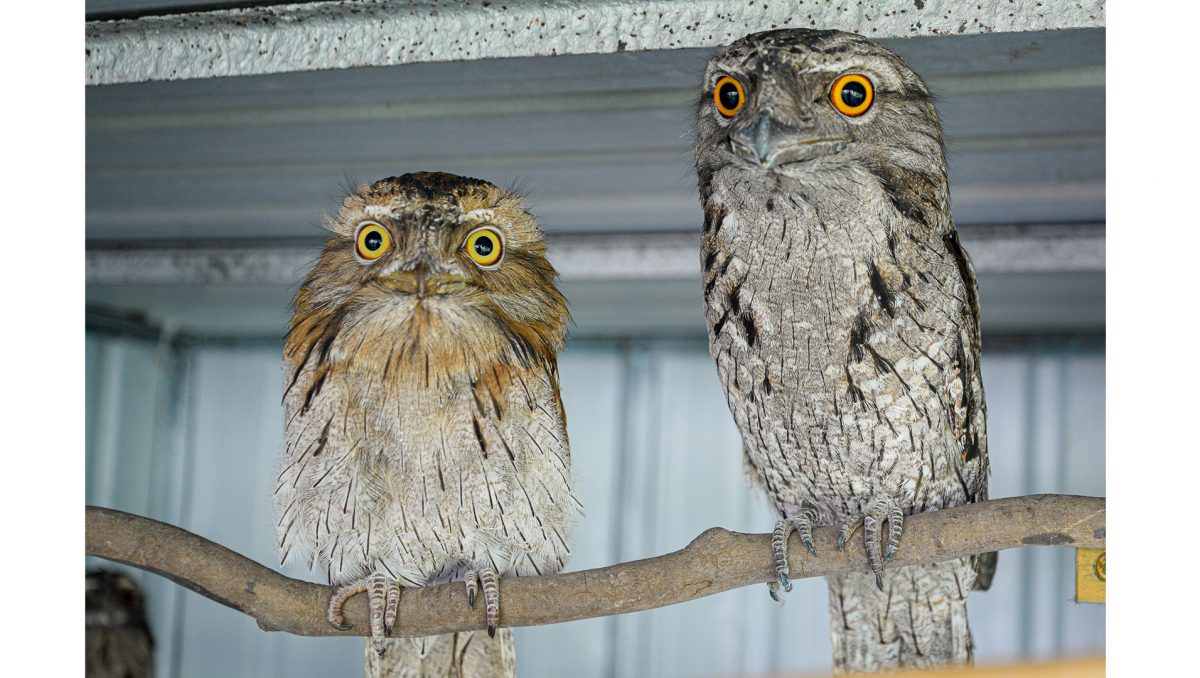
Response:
[327,572,401,655]
[836,496,905,591]
[768,507,818,602]
[465,566,501,637]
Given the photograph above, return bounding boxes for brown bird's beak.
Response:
[379,263,430,298]
[381,261,465,298]
[414,262,427,299]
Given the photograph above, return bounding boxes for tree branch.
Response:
[85,494,1104,637]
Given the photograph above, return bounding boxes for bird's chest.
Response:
[701,195,951,514]
[334,374,527,518]
[702,198,866,411]
[280,362,574,583]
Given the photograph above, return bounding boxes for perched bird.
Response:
[85,569,155,678]
[695,30,994,672]
[274,172,578,677]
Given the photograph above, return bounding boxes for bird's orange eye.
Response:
[355,222,391,260]
[713,75,746,118]
[465,227,504,268]
[830,73,874,117]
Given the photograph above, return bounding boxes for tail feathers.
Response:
[827,557,977,673]
[365,629,515,678]
[972,551,998,592]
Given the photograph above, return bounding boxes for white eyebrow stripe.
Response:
[460,208,495,224]
[363,205,399,218]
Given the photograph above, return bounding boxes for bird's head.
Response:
[287,173,568,378]
[696,29,945,182]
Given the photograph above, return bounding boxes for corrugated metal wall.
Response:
[85,333,1104,677]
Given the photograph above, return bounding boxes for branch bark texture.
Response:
[85,494,1104,638]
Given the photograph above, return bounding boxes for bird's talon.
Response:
[475,567,502,636]
[465,570,480,609]
[767,580,785,602]
[802,537,818,557]
[326,579,369,632]
[875,573,884,591]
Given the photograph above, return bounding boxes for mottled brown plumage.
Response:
[695,30,993,672]
[275,173,578,677]
[86,569,155,678]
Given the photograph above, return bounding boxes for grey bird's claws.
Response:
[883,502,905,562]
[855,496,905,589]
[837,517,862,551]
[488,625,497,638]
[770,509,818,599]
[767,580,784,603]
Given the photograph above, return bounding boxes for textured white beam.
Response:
[86,0,1106,85]
[86,224,1104,286]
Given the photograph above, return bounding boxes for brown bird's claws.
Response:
[465,570,480,609]
[326,579,368,631]
[473,566,501,634]
[361,573,400,653]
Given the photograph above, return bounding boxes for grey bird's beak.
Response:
[730,110,840,169]
[731,110,789,167]
[752,110,774,162]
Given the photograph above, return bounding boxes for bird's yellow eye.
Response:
[830,73,874,117]
[355,221,391,260]
[465,227,504,268]
[713,75,746,118]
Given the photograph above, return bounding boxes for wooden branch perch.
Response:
[86,494,1104,638]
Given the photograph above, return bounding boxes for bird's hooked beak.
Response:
[730,110,848,169]
[380,258,465,299]
[414,262,427,299]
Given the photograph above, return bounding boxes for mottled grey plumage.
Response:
[695,30,993,672]
[275,173,578,677]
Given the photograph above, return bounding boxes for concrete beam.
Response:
[86,223,1105,286]
[86,0,1106,85]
